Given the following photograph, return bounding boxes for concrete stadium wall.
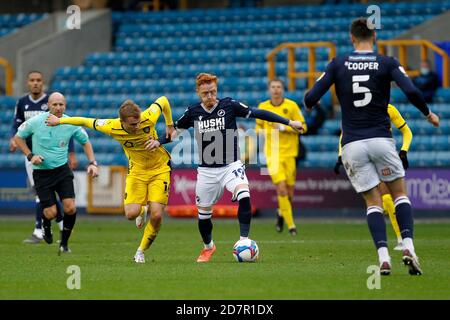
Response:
[15,8,111,95]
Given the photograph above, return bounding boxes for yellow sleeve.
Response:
[388,104,412,152]
[141,96,173,126]
[338,132,343,157]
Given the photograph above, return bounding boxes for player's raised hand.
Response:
[144,137,160,152]
[87,164,99,178]
[427,111,440,127]
[288,120,304,133]
[45,114,60,126]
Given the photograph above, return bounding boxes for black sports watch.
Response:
[27,153,34,161]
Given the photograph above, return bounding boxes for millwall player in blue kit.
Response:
[148,73,304,262]
[9,71,77,244]
[304,18,439,275]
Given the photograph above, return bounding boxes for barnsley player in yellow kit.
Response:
[256,79,307,235]
[335,104,413,250]
[46,96,175,263]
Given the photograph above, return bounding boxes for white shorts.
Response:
[342,137,405,193]
[195,160,249,207]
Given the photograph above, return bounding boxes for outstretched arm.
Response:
[68,138,78,170]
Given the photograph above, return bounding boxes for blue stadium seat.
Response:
[302,152,337,168]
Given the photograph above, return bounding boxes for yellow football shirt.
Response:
[255,98,307,158]
[60,96,173,174]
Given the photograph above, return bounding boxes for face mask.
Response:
[420,67,430,75]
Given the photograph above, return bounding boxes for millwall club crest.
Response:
[59,140,66,148]
[217,109,225,117]
[198,115,203,121]
[41,104,48,111]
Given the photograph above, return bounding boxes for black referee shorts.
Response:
[33,163,75,209]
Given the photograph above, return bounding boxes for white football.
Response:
[232,238,259,262]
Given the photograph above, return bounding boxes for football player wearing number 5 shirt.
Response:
[168,73,304,262]
[304,18,439,275]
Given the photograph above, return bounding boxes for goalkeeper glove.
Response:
[399,150,409,170]
[334,156,343,175]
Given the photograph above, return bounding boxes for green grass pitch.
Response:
[1,217,449,300]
